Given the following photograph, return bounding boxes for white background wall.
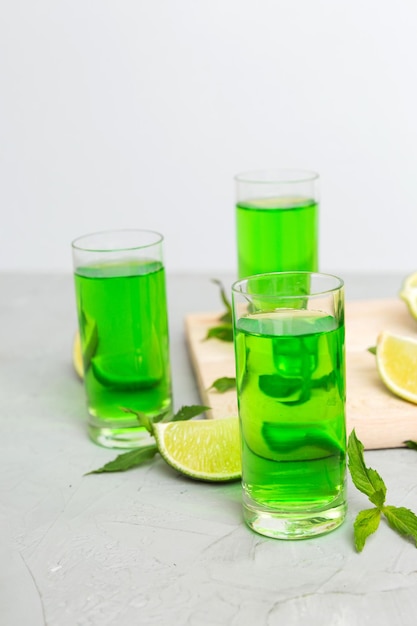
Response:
[1,0,417,276]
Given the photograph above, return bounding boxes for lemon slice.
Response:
[73,331,84,379]
[399,271,417,319]
[376,331,417,404]
[153,417,241,482]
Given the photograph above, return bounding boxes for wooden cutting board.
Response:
[184,298,417,450]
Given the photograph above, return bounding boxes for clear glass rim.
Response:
[234,169,319,185]
[232,271,344,298]
[71,229,163,253]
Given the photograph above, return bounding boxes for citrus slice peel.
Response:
[153,416,241,482]
[376,330,417,404]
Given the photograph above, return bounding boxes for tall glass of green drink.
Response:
[72,230,173,449]
[235,169,319,278]
[232,272,346,539]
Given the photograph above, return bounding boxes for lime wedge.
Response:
[376,330,417,404]
[153,417,241,482]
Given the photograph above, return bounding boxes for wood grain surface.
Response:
[184,298,417,450]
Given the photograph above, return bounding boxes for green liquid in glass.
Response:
[236,196,318,278]
[235,309,346,513]
[74,259,172,437]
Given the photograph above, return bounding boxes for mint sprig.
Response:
[211,278,232,324]
[205,279,234,342]
[348,429,417,551]
[85,405,210,475]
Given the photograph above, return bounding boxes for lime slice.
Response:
[400,271,417,320]
[153,417,241,482]
[376,331,417,404]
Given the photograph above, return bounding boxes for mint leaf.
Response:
[120,406,153,432]
[404,440,417,450]
[170,405,210,422]
[347,429,387,506]
[209,377,236,393]
[206,325,234,342]
[85,445,158,475]
[211,278,232,324]
[353,508,381,552]
[383,506,417,546]
[368,346,377,355]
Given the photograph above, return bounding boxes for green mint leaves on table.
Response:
[206,325,234,342]
[85,446,159,475]
[208,376,236,393]
[348,429,417,551]
[404,440,417,451]
[85,405,210,475]
[205,279,233,342]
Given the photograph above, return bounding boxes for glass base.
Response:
[87,401,172,449]
[88,423,155,449]
[243,494,347,540]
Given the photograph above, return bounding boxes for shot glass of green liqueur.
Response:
[231,272,346,539]
[235,169,319,279]
[71,230,173,449]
